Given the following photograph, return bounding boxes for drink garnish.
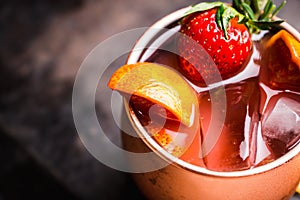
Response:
[108,62,199,127]
[177,0,286,86]
[261,29,300,91]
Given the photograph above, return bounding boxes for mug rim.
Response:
[125,6,300,177]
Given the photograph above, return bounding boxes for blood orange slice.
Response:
[108,62,199,127]
[262,29,300,91]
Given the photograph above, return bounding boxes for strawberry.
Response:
[178,1,286,86]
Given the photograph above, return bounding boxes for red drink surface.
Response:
[129,27,300,172]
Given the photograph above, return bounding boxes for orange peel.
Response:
[265,29,300,68]
[262,29,300,91]
[108,62,199,127]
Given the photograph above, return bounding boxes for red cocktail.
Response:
[109,1,300,199]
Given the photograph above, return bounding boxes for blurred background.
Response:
[0,0,299,199]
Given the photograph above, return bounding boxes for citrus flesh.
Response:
[265,30,300,66]
[108,62,199,127]
[263,30,300,91]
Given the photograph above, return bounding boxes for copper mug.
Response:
[122,6,300,200]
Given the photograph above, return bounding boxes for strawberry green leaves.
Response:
[232,0,286,33]
[183,0,286,38]
[217,4,245,39]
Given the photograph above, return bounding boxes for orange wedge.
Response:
[108,62,199,127]
[265,30,300,67]
[262,29,300,91]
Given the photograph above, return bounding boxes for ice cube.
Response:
[262,94,300,158]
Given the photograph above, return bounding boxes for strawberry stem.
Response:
[253,0,260,14]
[271,0,286,18]
[216,4,224,35]
[260,0,274,20]
[233,0,286,33]
[241,3,255,20]
[182,0,286,38]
